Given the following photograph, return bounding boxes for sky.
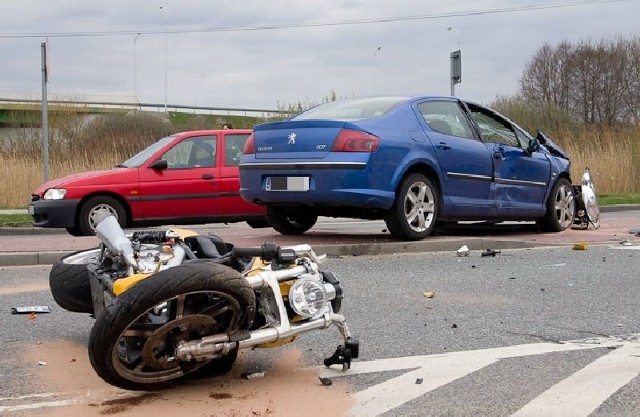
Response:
[0,0,637,112]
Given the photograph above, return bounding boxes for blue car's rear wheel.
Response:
[385,173,438,241]
[266,206,317,235]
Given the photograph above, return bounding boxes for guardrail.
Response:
[0,97,293,118]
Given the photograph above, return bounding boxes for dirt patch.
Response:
[22,340,353,417]
[434,291,516,306]
[0,282,49,295]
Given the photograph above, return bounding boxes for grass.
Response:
[0,213,32,227]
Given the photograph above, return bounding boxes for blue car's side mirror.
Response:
[527,138,541,155]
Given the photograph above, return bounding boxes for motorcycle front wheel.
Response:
[88,262,256,391]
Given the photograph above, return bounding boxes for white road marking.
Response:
[0,398,78,413]
[4,334,640,415]
[512,343,640,417]
[317,333,640,417]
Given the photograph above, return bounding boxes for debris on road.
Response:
[423,291,435,298]
[11,306,51,314]
[241,372,265,380]
[415,378,424,384]
[319,377,333,386]
[572,240,588,250]
[481,249,501,257]
[620,239,633,246]
[457,245,470,257]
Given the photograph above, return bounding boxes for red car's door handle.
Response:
[202,174,214,180]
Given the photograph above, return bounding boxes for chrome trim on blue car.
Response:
[495,178,547,187]
[447,172,493,181]
[239,162,366,170]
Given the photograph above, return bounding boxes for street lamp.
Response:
[159,6,168,113]
[373,46,382,94]
[133,32,141,103]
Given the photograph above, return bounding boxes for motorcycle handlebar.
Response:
[232,241,297,263]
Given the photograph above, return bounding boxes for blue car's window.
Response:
[119,135,177,168]
[292,97,407,120]
[467,105,520,148]
[418,101,475,139]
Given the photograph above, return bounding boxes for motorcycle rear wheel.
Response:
[88,262,255,391]
[49,248,101,313]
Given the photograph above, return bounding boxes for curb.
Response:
[0,238,560,267]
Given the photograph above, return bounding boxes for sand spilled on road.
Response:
[22,339,353,417]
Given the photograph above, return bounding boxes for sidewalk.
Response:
[0,207,638,266]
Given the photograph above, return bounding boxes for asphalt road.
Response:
[2,243,640,416]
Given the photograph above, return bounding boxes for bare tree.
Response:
[519,36,639,125]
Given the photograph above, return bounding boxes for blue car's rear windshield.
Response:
[292,96,407,120]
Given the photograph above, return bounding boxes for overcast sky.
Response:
[0,0,637,111]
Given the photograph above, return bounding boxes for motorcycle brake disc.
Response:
[141,314,217,370]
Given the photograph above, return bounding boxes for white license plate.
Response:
[265,176,310,191]
[27,204,34,215]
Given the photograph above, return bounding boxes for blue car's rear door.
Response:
[416,100,494,216]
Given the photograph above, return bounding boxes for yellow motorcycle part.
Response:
[169,228,199,240]
[113,273,153,296]
[255,279,304,348]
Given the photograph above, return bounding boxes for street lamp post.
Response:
[133,32,141,104]
[159,6,167,113]
[373,46,382,94]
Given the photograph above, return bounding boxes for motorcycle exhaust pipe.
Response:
[175,314,336,361]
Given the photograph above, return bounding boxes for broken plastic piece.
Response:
[11,306,51,314]
[457,245,469,257]
[481,249,501,257]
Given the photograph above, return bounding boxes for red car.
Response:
[29,129,267,236]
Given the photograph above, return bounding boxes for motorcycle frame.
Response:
[174,260,354,362]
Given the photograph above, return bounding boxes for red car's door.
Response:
[138,134,223,220]
[219,132,265,215]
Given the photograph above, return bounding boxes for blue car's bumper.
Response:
[239,162,395,210]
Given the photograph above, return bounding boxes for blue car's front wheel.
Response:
[385,173,438,241]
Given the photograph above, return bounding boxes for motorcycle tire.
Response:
[89,262,256,391]
[49,248,102,313]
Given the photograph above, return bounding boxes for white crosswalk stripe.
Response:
[318,333,640,417]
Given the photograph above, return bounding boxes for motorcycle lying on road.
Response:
[49,214,359,391]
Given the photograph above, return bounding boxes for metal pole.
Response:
[134,32,140,103]
[41,42,49,182]
[160,6,167,113]
[373,46,381,94]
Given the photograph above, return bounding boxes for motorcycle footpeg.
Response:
[324,338,359,370]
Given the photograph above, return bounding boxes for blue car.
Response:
[239,96,575,241]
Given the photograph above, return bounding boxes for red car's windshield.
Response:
[117,135,177,168]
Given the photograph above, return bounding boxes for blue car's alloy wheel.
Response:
[385,173,438,241]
